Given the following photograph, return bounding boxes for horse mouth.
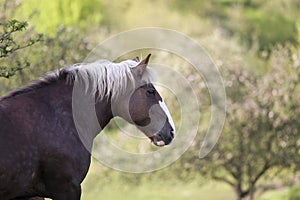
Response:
[152,138,166,147]
[150,136,166,147]
[149,131,174,147]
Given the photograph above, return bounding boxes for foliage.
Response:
[190,46,300,200]
[0,0,92,94]
[227,6,298,53]
[18,0,103,34]
[0,18,42,78]
[168,0,299,54]
[0,24,92,94]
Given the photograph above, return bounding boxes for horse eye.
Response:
[146,89,156,97]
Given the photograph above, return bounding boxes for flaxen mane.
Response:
[1,59,154,100]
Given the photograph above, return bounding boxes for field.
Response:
[80,161,290,200]
[82,176,236,200]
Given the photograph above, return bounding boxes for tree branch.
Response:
[251,162,271,187]
[211,174,235,187]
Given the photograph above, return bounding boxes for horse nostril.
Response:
[169,125,175,139]
[170,126,174,132]
[170,130,175,139]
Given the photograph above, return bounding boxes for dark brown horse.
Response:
[0,54,175,200]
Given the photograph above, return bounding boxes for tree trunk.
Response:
[235,188,243,200]
[236,196,251,200]
[235,188,252,200]
[249,189,255,200]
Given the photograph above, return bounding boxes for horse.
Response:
[0,54,175,200]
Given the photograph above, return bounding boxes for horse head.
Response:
[111,54,175,146]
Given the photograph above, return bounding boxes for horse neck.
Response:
[45,80,114,151]
[9,79,113,147]
[2,79,74,112]
[37,79,74,113]
[41,79,113,129]
[95,98,113,129]
[50,80,114,151]
[47,79,114,137]
[69,81,114,151]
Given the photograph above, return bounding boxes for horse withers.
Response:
[0,54,175,200]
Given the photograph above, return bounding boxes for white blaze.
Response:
[159,100,176,134]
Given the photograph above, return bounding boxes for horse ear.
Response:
[133,56,140,62]
[132,54,151,78]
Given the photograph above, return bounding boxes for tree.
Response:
[168,0,299,54]
[0,0,92,95]
[0,19,42,78]
[185,46,300,200]
[0,0,42,79]
[19,0,103,34]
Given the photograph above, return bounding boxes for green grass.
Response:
[256,188,289,200]
[41,161,292,200]
[81,160,236,200]
[80,161,290,200]
[82,178,290,200]
[82,179,235,200]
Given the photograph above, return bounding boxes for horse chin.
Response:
[152,140,165,147]
[150,135,166,147]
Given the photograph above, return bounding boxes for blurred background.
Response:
[1,0,300,199]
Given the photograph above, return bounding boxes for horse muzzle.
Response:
[150,120,175,147]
